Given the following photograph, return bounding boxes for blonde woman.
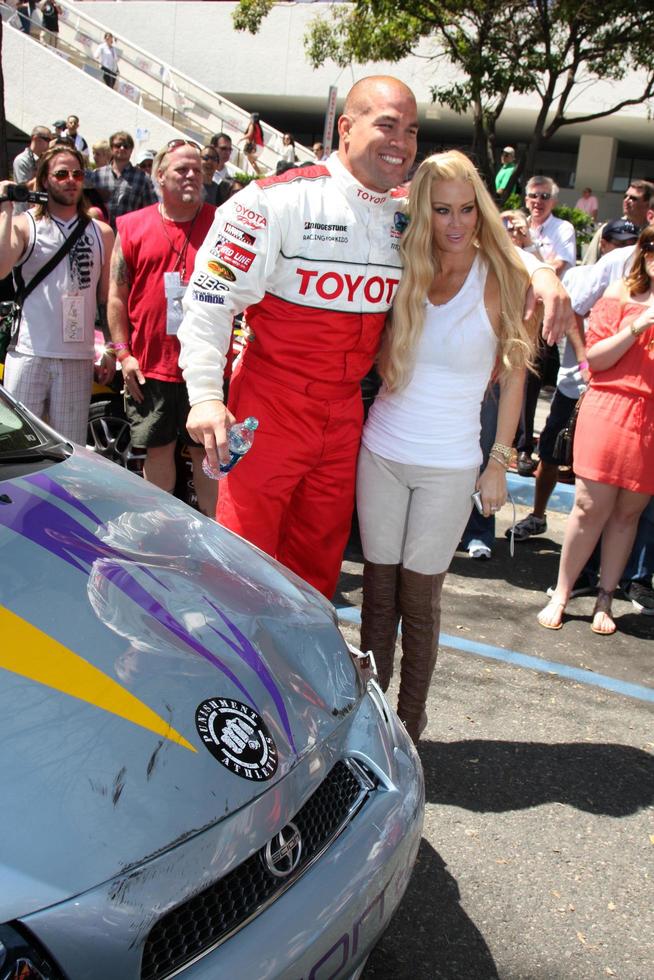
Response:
[357,150,536,743]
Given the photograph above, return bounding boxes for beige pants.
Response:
[356,445,478,574]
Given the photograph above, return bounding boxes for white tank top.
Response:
[362,253,497,468]
[14,212,104,359]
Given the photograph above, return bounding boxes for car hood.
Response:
[0,450,362,918]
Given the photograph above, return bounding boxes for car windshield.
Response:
[0,388,70,461]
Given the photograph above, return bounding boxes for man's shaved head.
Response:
[343,76,416,119]
[338,76,419,193]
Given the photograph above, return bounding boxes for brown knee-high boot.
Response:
[360,561,401,691]
[397,568,446,743]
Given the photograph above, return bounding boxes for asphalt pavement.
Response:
[335,471,653,980]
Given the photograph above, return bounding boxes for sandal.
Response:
[537,598,566,630]
[591,589,616,635]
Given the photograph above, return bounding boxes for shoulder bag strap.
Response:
[14,216,91,307]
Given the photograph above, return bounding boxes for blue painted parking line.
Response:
[336,605,654,705]
[507,472,575,514]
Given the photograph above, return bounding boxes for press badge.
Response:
[62,294,84,342]
[164,271,187,335]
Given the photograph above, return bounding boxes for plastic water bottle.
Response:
[202,417,259,480]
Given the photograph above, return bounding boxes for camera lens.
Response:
[8,185,31,203]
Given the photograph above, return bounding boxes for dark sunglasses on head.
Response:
[51,169,85,181]
[640,241,654,254]
[166,139,202,152]
[526,191,552,201]
[111,142,131,150]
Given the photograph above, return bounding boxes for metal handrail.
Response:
[2,0,314,173]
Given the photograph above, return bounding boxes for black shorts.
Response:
[124,378,199,449]
[538,389,578,464]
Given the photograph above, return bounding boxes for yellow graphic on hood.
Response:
[0,605,196,752]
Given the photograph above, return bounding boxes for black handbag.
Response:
[552,391,585,468]
[2,216,90,365]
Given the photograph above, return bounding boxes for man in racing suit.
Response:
[179,75,571,599]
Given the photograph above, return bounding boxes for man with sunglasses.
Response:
[582,179,654,266]
[0,146,114,443]
[525,176,576,277]
[209,133,239,183]
[515,175,578,475]
[88,130,157,229]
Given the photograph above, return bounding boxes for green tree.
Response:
[233,0,654,194]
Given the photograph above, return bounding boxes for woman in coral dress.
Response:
[539,226,654,634]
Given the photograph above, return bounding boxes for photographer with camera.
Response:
[12,126,52,214]
[0,146,114,444]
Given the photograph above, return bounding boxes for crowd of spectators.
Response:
[2,94,653,659]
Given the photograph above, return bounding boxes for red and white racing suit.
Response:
[179,153,405,598]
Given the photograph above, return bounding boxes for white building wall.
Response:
[81,1,654,144]
[4,23,185,156]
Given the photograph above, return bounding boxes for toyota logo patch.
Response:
[195,698,279,781]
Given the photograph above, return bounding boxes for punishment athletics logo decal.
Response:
[195,697,279,780]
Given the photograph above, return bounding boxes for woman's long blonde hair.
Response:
[379,150,536,391]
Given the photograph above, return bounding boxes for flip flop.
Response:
[537,599,566,630]
[591,589,616,635]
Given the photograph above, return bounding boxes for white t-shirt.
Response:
[212,161,239,183]
[94,41,119,73]
[528,214,576,273]
[562,245,636,317]
[362,254,497,468]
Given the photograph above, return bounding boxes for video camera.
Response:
[0,184,49,205]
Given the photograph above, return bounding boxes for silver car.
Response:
[0,387,424,980]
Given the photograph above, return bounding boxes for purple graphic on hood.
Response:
[1,476,296,751]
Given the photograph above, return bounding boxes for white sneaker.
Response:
[468,543,491,560]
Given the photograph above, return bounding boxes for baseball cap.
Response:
[53,120,66,130]
[135,148,156,166]
[602,218,639,243]
[502,146,515,155]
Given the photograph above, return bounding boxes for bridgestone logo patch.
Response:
[195,698,279,781]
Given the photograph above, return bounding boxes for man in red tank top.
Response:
[107,141,218,516]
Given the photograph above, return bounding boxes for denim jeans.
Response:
[460,384,499,551]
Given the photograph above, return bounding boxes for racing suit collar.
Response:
[326,153,392,211]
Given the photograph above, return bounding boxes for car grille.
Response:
[141,759,376,980]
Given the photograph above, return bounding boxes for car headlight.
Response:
[0,924,63,980]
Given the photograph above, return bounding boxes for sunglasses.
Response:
[526,191,552,201]
[201,154,218,162]
[641,241,654,254]
[166,139,202,152]
[624,193,644,203]
[111,142,131,150]
[51,169,85,181]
